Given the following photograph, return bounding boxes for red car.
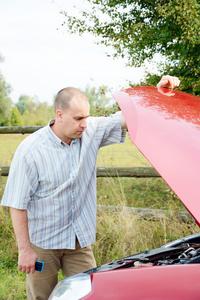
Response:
[49,86,200,300]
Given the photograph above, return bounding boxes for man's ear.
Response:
[56,109,63,122]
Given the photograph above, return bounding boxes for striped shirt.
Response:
[1,112,126,249]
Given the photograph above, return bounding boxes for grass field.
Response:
[0,133,149,166]
[0,133,199,299]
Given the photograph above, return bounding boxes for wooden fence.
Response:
[0,126,160,178]
[0,166,160,178]
[0,126,193,223]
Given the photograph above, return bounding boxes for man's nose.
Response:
[80,119,87,128]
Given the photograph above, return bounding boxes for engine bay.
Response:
[85,233,200,275]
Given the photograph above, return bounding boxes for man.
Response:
[1,75,179,299]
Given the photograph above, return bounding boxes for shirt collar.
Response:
[47,119,78,147]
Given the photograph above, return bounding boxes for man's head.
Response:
[52,87,90,145]
[54,87,86,115]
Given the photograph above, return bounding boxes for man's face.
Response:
[57,96,90,144]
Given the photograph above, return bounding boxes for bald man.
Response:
[1,76,179,299]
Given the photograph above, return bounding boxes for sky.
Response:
[0,0,150,105]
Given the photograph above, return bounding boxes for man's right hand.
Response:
[18,247,38,274]
[10,208,38,274]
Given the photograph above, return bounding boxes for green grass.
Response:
[93,209,199,266]
[97,134,151,167]
[0,134,29,165]
[0,133,199,299]
[97,176,187,211]
[0,268,26,300]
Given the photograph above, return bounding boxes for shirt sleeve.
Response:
[89,111,126,148]
[1,148,39,209]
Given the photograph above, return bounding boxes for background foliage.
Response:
[61,0,200,95]
[1,1,199,125]
[0,55,12,126]
[0,55,117,126]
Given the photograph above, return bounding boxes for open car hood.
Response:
[112,86,200,226]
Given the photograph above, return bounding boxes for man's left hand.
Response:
[157,75,180,89]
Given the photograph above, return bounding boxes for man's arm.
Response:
[121,113,127,130]
[10,208,38,274]
[121,75,180,129]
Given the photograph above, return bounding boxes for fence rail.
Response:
[0,126,43,134]
[97,205,194,224]
[0,166,160,178]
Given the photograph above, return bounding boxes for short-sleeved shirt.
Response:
[1,112,126,249]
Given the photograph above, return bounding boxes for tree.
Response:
[10,106,24,126]
[16,95,36,115]
[82,85,114,115]
[0,55,12,126]
[61,0,200,95]
[22,110,34,126]
[34,102,54,125]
